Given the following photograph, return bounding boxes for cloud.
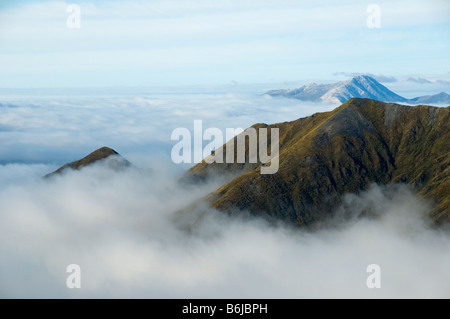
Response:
[0,93,335,165]
[0,161,449,298]
[0,92,449,298]
[333,72,398,83]
[0,163,56,187]
[407,77,433,84]
[436,79,450,86]
[370,74,398,83]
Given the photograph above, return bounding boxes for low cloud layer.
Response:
[0,94,335,166]
[0,93,449,298]
[0,161,449,298]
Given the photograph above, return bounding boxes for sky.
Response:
[0,0,449,88]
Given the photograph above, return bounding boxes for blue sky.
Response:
[0,0,449,88]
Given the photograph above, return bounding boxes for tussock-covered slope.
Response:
[45,147,130,178]
[188,98,449,226]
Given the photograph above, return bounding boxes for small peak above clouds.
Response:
[346,74,375,83]
[44,147,131,178]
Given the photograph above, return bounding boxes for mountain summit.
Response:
[266,75,450,104]
[45,146,130,177]
[321,75,406,103]
[188,98,449,226]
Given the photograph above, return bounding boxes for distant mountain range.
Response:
[188,98,449,226]
[266,75,450,104]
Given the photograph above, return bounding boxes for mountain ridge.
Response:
[45,146,130,178]
[266,75,450,104]
[188,98,450,226]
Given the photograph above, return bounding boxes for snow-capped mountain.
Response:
[267,82,334,102]
[407,92,450,104]
[266,75,450,104]
[320,75,406,103]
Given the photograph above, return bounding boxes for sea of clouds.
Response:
[0,92,449,298]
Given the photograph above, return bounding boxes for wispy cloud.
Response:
[333,72,398,83]
[437,79,450,86]
[407,77,433,84]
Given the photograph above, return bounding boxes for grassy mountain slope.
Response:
[45,146,130,178]
[188,98,449,226]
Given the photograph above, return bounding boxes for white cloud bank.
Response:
[0,93,335,166]
[0,93,448,298]
[0,160,449,298]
